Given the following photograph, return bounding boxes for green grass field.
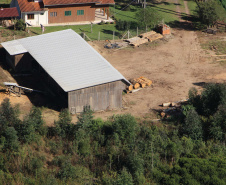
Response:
[30,24,125,41]
[186,0,197,16]
[110,3,179,25]
[0,0,11,4]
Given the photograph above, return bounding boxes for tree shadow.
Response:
[102,29,122,38]
[0,4,10,8]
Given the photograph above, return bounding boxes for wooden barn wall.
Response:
[5,52,33,72]
[14,53,33,72]
[68,80,126,113]
[48,4,95,23]
[5,52,15,70]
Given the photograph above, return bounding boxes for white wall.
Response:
[23,11,48,26]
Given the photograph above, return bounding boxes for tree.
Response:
[27,107,47,136]
[136,7,162,29]
[116,168,133,185]
[54,109,72,139]
[3,127,19,151]
[0,98,20,130]
[196,0,225,27]
[182,109,203,140]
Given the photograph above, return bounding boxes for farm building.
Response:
[10,0,114,26]
[1,29,129,113]
[0,7,19,27]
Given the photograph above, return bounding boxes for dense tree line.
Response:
[0,83,225,184]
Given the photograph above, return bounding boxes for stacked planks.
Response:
[127,76,152,92]
[124,31,163,47]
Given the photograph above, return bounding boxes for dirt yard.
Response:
[0,28,225,125]
[90,29,226,121]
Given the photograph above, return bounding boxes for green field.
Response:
[0,0,11,4]
[30,24,126,41]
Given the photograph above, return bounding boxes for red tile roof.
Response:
[16,0,114,13]
[0,7,19,18]
[17,0,45,12]
[43,0,114,6]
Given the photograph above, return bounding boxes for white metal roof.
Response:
[1,40,27,55]
[1,29,129,92]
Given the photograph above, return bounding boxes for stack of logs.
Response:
[127,76,152,93]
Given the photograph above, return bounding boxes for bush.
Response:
[15,19,26,31]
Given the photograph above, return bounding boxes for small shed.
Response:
[1,29,130,113]
[0,7,19,27]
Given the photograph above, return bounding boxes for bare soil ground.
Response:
[0,26,225,125]
[90,29,226,121]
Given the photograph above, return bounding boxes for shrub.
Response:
[15,19,26,31]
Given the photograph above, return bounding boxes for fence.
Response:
[215,21,226,32]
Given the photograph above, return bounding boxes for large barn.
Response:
[1,29,130,113]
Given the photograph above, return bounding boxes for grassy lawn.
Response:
[30,24,126,41]
[150,3,179,24]
[0,0,11,4]
[186,0,197,16]
[111,3,179,25]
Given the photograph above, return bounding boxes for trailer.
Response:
[3,82,44,97]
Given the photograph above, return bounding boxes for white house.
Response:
[10,0,48,26]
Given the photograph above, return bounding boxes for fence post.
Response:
[128,30,129,39]
[91,22,93,33]
[137,27,138,36]
[113,31,115,41]
[98,31,100,41]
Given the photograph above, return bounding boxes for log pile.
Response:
[127,76,152,93]
[160,99,189,118]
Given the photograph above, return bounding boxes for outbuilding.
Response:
[1,29,129,113]
[0,7,19,27]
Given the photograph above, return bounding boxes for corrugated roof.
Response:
[1,40,27,55]
[43,0,114,6]
[0,7,19,18]
[1,29,129,92]
[17,0,45,12]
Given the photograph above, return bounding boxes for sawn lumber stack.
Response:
[124,31,163,47]
[127,76,152,92]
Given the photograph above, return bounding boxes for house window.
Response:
[40,13,44,15]
[77,10,84,15]
[27,14,34,20]
[50,12,57,17]
[65,11,71,16]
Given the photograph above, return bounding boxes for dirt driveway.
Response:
[90,29,226,120]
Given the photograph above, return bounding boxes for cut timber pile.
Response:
[127,76,152,93]
[130,38,149,47]
[139,31,156,38]
[124,31,163,47]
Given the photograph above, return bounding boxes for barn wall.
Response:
[5,52,34,72]
[68,80,126,113]
[48,4,96,23]
[5,52,15,70]
[14,53,33,72]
